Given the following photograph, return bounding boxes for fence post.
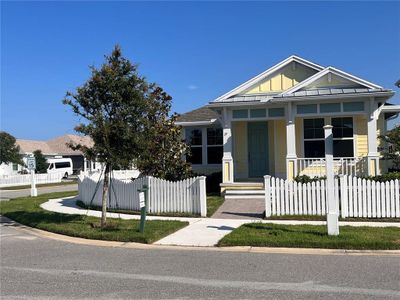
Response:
[199,176,207,217]
[339,175,348,218]
[264,175,272,217]
[324,125,339,235]
[30,170,37,197]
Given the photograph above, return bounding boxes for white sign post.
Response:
[27,157,37,197]
[324,125,339,235]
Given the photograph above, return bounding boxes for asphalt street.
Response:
[0,184,78,200]
[1,218,399,299]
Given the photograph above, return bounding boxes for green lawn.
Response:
[0,181,77,190]
[0,192,188,243]
[266,215,400,223]
[218,223,400,250]
[207,194,224,217]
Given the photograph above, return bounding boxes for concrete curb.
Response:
[2,216,399,257]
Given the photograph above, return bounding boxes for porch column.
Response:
[222,107,234,183]
[286,102,297,180]
[367,98,380,176]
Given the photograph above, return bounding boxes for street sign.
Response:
[27,157,36,170]
[139,192,145,208]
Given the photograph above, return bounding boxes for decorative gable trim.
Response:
[211,55,324,103]
[280,66,382,97]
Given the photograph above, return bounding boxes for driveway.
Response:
[0,184,78,201]
[212,198,265,219]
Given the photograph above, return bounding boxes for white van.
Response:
[47,158,73,178]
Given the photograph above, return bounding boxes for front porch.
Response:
[220,100,384,185]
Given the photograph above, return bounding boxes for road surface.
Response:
[0,184,78,200]
[1,217,399,299]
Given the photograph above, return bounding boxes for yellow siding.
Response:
[355,115,368,156]
[274,120,287,175]
[233,122,248,178]
[244,62,318,94]
[268,121,275,175]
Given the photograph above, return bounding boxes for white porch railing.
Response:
[296,157,367,178]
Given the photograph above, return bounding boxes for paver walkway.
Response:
[40,197,400,247]
[211,198,265,219]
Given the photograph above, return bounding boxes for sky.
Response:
[1,1,400,140]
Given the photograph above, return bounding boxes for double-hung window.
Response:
[186,128,203,164]
[332,117,354,157]
[207,128,223,164]
[303,118,325,158]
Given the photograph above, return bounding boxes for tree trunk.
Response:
[101,163,111,228]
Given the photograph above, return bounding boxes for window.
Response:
[332,117,354,157]
[250,109,266,118]
[303,118,325,157]
[320,103,341,113]
[297,104,317,114]
[185,128,202,164]
[232,109,248,119]
[12,163,18,171]
[343,102,364,112]
[55,162,71,169]
[268,107,285,117]
[207,128,223,164]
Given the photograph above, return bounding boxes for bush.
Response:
[294,174,326,183]
[362,172,400,182]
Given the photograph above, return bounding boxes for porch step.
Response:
[224,189,265,200]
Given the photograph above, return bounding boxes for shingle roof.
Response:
[176,106,219,123]
[17,139,56,155]
[46,134,94,155]
[16,134,94,155]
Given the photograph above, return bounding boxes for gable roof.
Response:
[280,66,382,96]
[16,134,94,156]
[209,55,392,105]
[176,106,219,125]
[212,55,324,103]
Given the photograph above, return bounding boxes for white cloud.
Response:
[187,84,198,90]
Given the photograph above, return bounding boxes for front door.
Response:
[248,122,269,178]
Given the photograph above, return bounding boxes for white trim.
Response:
[211,55,324,103]
[176,119,217,126]
[280,67,382,97]
[380,105,400,113]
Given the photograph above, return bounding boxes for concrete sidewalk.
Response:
[41,197,400,247]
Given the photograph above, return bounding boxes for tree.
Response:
[136,113,192,181]
[33,150,48,173]
[63,45,191,228]
[380,125,400,170]
[0,131,23,165]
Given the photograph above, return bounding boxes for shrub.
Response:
[294,174,326,183]
[362,172,400,182]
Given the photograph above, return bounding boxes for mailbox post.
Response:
[137,184,148,233]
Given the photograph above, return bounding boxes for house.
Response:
[177,55,400,193]
[0,134,100,176]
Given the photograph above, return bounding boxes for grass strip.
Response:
[0,192,188,243]
[0,181,77,190]
[207,194,224,217]
[218,222,400,250]
[266,215,400,222]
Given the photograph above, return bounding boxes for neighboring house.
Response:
[0,134,100,176]
[177,55,400,191]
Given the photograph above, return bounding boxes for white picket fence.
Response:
[0,173,63,188]
[340,175,400,218]
[78,175,207,216]
[264,175,400,219]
